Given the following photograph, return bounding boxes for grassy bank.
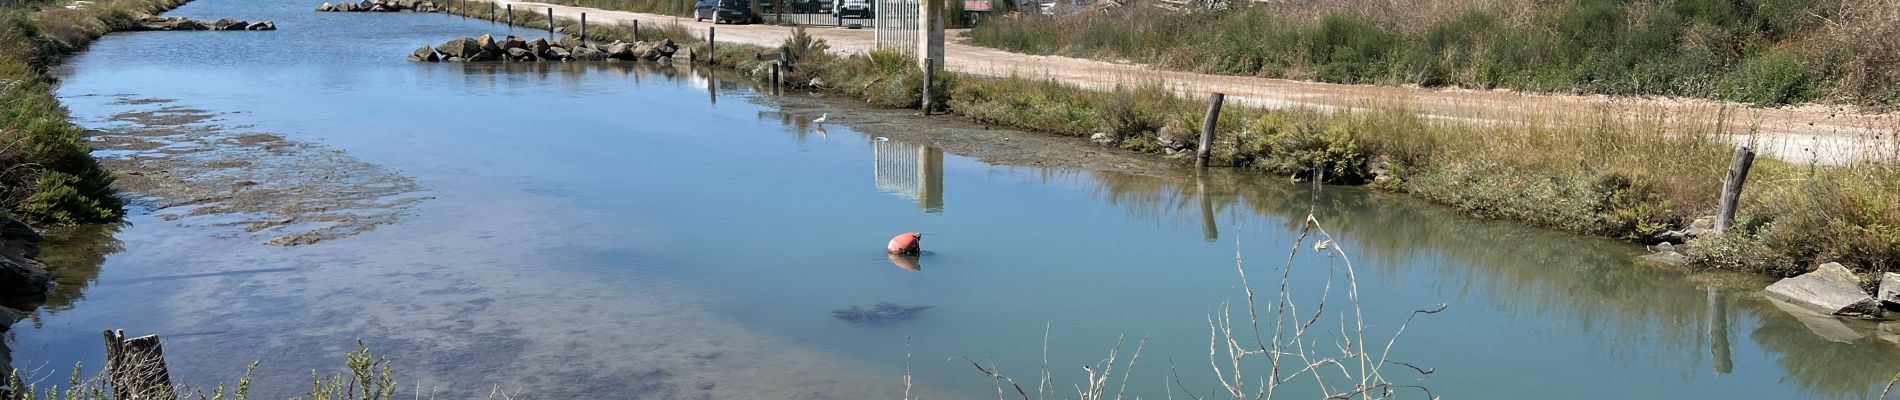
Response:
[968,0,1900,108]
[0,0,174,225]
[444,1,1900,276]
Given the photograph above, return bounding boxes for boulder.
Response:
[558,33,583,51]
[358,0,372,10]
[605,41,634,60]
[0,218,40,260]
[476,34,501,54]
[213,19,248,30]
[443,56,465,62]
[435,37,478,58]
[408,45,439,62]
[527,38,551,56]
[500,35,526,51]
[504,47,534,61]
[467,49,498,62]
[1089,132,1116,145]
[317,2,334,11]
[1155,123,1192,151]
[571,46,607,61]
[173,19,210,30]
[247,21,276,31]
[336,1,355,11]
[543,46,571,61]
[368,4,387,11]
[1880,272,1900,309]
[1765,262,1883,318]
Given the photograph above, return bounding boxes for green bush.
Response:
[1721,48,1814,106]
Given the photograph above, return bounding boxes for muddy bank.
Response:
[81,96,428,246]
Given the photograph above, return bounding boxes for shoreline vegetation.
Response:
[968,0,1900,109]
[435,1,1897,277]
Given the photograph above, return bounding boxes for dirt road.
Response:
[492,0,1896,165]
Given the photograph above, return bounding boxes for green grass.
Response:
[0,0,187,225]
[967,0,1900,108]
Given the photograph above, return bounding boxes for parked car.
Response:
[693,0,761,24]
[834,0,871,18]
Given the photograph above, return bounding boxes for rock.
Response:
[1089,132,1116,145]
[369,4,387,11]
[1690,216,1716,231]
[1648,230,1686,245]
[443,56,465,62]
[1767,296,1869,343]
[542,46,570,61]
[467,49,498,62]
[0,218,40,260]
[172,19,209,30]
[1155,122,1191,151]
[605,41,634,59]
[527,38,551,57]
[408,45,439,62]
[500,35,526,51]
[358,0,372,10]
[558,34,583,51]
[1683,227,1713,239]
[247,21,276,31]
[1368,154,1394,185]
[336,1,355,11]
[213,18,247,30]
[1880,272,1900,309]
[1638,249,1688,267]
[317,2,334,11]
[1765,262,1883,318]
[504,47,534,61]
[476,34,501,54]
[831,301,931,323]
[571,46,606,61]
[435,38,477,58]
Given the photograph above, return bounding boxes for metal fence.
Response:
[873,0,919,54]
[872,140,943,212]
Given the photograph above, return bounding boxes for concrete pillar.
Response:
[916,0,943,70]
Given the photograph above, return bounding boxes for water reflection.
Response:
[1086,168,1900,398]
[871,140,943,213]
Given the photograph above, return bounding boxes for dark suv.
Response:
[694,0,760,24]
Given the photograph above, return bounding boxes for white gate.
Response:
[873,0,919,55]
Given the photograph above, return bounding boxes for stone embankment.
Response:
[316,0,441,12]
[410,34,678,62]
[126,16,277,31]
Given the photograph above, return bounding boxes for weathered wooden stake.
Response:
[505,4,511,22]
[1714,144,1756,234]
[1197,92,1225,167]
[580,12,587,44]
[488,2,494,22]
[547,8,555,36]
[103,330,175,400]
[631,19,639,41]
[708,26,716,60]
[771,61,782,95]
[921,57,935,115]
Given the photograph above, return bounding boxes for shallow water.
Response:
[16,0,1900,398]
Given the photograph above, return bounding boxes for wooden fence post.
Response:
[1715,145,1756,234]
[103,330,176,400]
[921,57,934,114]
[580,12,587,43]
[547,7,555,36]
[707,26,716,62]
[1197,92,1225,168]
[632,19,639,41]
[505,4,511,22]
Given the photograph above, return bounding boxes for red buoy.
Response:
[887,232,921,255]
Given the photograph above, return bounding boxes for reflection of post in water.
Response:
[872,139,944,213]
[1197,173,1217,242]
[1707,287,1733,374]
[707,66,718,105]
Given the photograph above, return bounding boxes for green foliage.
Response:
[1,2,133,226]
[967,0,1883,106]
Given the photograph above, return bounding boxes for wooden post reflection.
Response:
[1198,173,1217,242]
[1708,287,1733,374]
[918,146,943,213]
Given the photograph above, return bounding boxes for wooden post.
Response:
[1198,173,1217,242]
[771,61,782,95]
[103,330,176,400]
[921,57,934,114]
[1197,92,1224,167]
[776,0,783,23]
[505,4,511,22]
[547,8,555,36]
[459,0,465,16]
[1714,145,1756,234]
[580,12,587,44]
[632,19,639,41]
[707,26,716,62]
[488,2,494,22]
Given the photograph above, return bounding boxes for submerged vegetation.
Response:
[0,0,167,225]
[969,0,1900,108]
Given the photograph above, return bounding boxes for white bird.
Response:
[812,113,828,124]
[874,137,890,142]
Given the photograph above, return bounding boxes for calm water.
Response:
[17,0,1900,398]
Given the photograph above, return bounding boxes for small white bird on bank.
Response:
[813,113,828,124]
[874,137,890,142]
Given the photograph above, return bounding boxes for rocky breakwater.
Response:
[0,217,52,331]
[127,16,278,31]
[316,0,441,12]
[409,34,679,63]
